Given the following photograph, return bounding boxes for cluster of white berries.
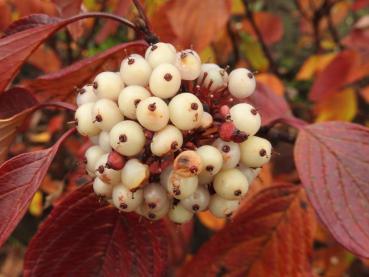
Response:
[75,42,272,224]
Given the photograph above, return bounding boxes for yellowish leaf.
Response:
[296,53,337,80]
[231,0,244,14]
[240,35,269,71]
[27,131,51,143]
[199,46,216,63]
[256,73,285,96]
[197,210,225,231]
[29,191,43,217]
[315,88,357,122]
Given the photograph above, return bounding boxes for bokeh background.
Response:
[0,0,369,276]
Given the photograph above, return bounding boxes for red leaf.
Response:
[309,50,357,101]
[243,12,284,45]
[52,0,83,40]
[24,185,169,277]
[246,82,292,126]
[0,128,74,247]
[3,14,60,36]
[352,0,369,10]
[23,41,148,102]
[294,122,369,258]
[180,184,315,276]
[150,1,178,45]
[0,87,39,162]
[153,0,232,51]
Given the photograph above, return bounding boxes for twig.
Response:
[131,0,159,44]
[326,3,343,49]
[242,0,280,77]
[226,19,240,68]
[293,0,310,20]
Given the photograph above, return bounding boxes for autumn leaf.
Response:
[315,88,357,122]
[256,73,285,96]
[296,53,337,81]
[180,184,316,276]
[243,12,284,45]
[294,122,369,258]
[197,210,226,231]
[24,184,169,277]
[0,87,39,163]
[352,0,369,10]
[152,0,232,51]
[27,45,62,73]
[0,128,75,247]
[23,40,147,102]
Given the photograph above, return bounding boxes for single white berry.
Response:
[84,145,105,173]
[209,194,240,218]
[180,186,210,212]
[109,120,145,156]
[121,159,149,190]
[98,131,112,152]
[213,168,249,200]
[94,154,121,185]
[92,99,124,131]
[145,42,177,68]
[149,63,181,99]
[228,68,256,99]
[168,203,193,224]
[200,112,213,129]
[137,200,169,221]
[136,96,170,131]
[175,50,201,80]
[150,125,183,156]
[240,136,272,168]
[166,171,198,200]
[120,54,152,86]
[75,103,100,137]
[93,177,113,198]
[76,85,98,106]
[112,184,143,212]
[169,93,203,130]
[93,71,123,101]
[198,67,228,91]
[196,145,223,185]
[118,86,151,120]
[238,163,261,184]
[173,150,203,177]
[230,103,261,136]
[143,183,169,212]
[213,138,240,169]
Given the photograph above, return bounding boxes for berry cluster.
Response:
[75,42,272,224]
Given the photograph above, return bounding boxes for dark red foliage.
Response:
[0,128,75,247]
[24,184,169,277]
[295,121,369,258]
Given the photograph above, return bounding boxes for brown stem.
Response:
[226,19,240,68]
[131,0,159,44]
[242,0,280,77]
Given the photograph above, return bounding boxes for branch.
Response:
[226,19,240,68]
[132,0,159,44]
[242,0,280,77]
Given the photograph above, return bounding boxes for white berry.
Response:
[213,168,249,200]
[92,99,124,132]
[150,125,183,156]
[209,194,240,218]
[93,71,123,101]
[230,103,261,136]
[238,163,261,184]
[175,50,201,80]
[181,186,210,212]
[94,154,121,185]
[200,112,213,129]
[149,63,181,99]
[143,183,169,212]
[240,136,272,168]
[228,68,256,99]
[120,54,152,86]
[98,131,112,152]
[145,42,176,68]
[136,96,170,131]
[76,85,98,106]
[166,171,198,200]
[169,93,203,130]
[109,120,145,156]
[75,103,100,137]
[168,203,193,224]
[213,138,240,169]
[118,86,151,120]
[84,145,105,173]
[121,159,149,190]
[112,184,143,212]
[93,177,113,198]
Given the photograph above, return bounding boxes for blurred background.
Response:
[1,0,369,276]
